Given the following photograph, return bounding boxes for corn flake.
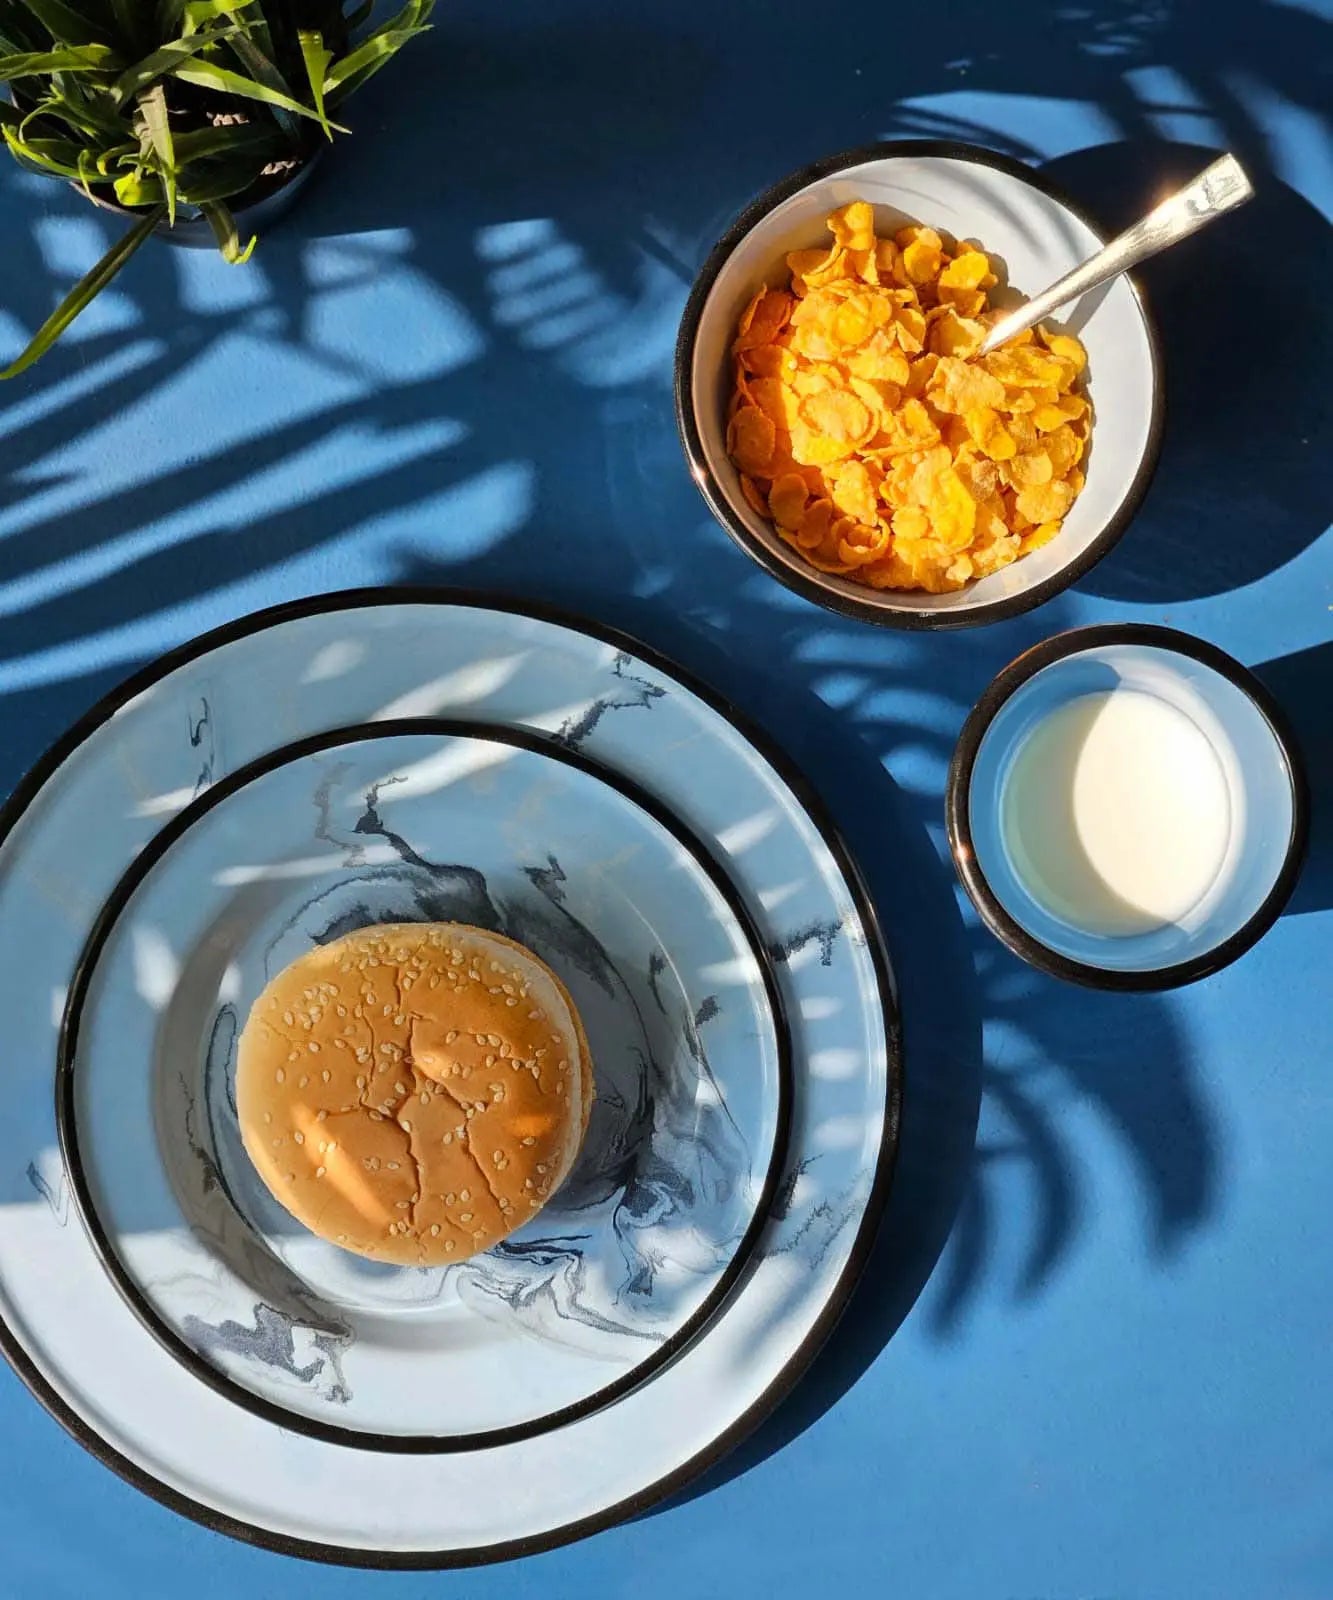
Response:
[724,200,1090,592]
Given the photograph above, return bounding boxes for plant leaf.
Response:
[172,119,283,162]
[324,26,431,107]
[2,125,85,176]
[201,199,256,264]
[0,46,119,79]
[172,56,348,131]
[137,81,174,223]
[224,30,297,136]
[0,204,165,381]
[15,0,122,49]
[108,0,147,54]
[181,0,258,23]
[177,153,265,203]
[297,28,332,140]
[113,34,238,104]
[113,166,162,205]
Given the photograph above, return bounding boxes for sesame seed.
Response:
[263,1112,272,1125]
[275,1069,285,1084]
[459,1212,473,1223]
[445,1030,458,1043]
[401,1118,413,1132]
[445,1241,456,1253]
[387,1160,400,1170]
[521,1136,535,1146]
[316,1166,327,1179]
[396,1200,409,1210]
[460,1189,471,1202]
[430,1224,441,1237]
[442,1133,453,1145]
[308,1042,320,1054]
[283,1011,294,1025]
[298,1075,309,1088]
[288,1050,300,1063]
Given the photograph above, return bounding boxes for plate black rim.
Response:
[0,586,903,1568]
[57,715,795,1454]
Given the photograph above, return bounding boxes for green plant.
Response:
[0,0,433,377]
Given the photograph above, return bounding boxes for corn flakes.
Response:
[726,202,1091,592]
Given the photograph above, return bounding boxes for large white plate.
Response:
[0,590,900,1564]
[61,721,787,1445]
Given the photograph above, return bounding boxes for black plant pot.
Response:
[82,148,322,249]
[5,84,322,252]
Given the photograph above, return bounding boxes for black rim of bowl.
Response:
[945,623,1310,990]
[56,715,795,1456]
[673,138,1166,631]
[0,585,904,1569]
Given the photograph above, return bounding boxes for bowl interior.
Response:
[688,152,1157,618]
[967,644,1298,972]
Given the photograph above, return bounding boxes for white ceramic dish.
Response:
[0,590,901,1565]
[946,624,1308,988]
[61,721,788,1447]
[676,140,1163,628]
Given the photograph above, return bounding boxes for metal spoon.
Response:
[977,153,1254,356]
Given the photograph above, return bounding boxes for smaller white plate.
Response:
[60,721,788,1448]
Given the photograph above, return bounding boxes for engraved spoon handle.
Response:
[977,153,1254,356]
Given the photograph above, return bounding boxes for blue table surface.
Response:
[1,2,1330,1595]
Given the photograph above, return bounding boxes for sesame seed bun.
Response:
[236,923,593,1267]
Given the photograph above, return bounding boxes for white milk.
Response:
[1001,688,1231,937]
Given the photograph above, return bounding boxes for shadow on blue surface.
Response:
[1256,641,1332,918]
[2,0,1327,1557]
[1043,139,1333,603]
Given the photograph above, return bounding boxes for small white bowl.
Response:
[946,625,1309,988]
[675,141,1164,629]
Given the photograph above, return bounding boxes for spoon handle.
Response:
[977,153,1254,356]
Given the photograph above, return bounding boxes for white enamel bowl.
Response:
[676,141,1164,628]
